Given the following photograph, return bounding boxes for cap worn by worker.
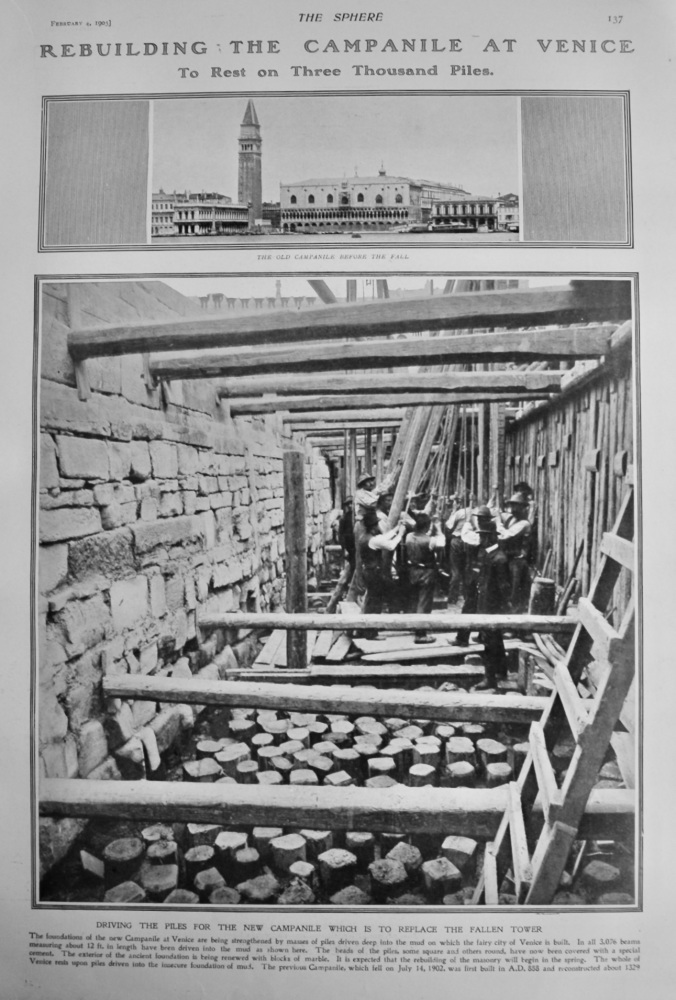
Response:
[475,505,493,520]
[357,473,376,487]
[506,492,529,506]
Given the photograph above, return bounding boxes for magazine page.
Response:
[0,0,674,997]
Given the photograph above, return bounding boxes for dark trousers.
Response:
[408,568,436,639]
[455,580,507,682]
[362,568,398,638]
[508,555,531,612]
[448,535,466,603]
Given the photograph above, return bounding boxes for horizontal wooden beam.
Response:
[233,392,550,414]
[39,780,634,840]
[40,779,507,836]
[219,371,563,399]
[103,676,546,723]
[292,420,402,431]
[198,611,576,633]
[285,408,407,422]
[67,282,632,361]
[150,327,614,381]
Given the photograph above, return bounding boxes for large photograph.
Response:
[36,273,637,911]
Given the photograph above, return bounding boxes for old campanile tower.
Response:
[238,100,262,224]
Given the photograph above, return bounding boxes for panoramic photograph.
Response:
[150,95,520,242]
[37,274,637,909]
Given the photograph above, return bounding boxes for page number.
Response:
[608,15,623,23]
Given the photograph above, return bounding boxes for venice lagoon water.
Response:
[151,231,519,247]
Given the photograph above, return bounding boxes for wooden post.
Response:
[348,430,358,499]
[364,429,373,475]
[284,449,307,670]
[375,428,384,481]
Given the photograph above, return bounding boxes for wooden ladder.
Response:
[473,483,636,905]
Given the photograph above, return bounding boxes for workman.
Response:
[444,494,473,605]
[336,497,356,577]
[497,491,533,612]
[453,506,510,688]
[346,471,395,602]
[358,508,407,639]
[404,511,446,644]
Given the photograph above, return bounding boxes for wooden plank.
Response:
[508,782,533,902]
[224,662,490,684]
[600,532,635,572]
[199,611,577,634]
[291,420,403,431]
[232,392,551,415]
[68,283,632,360]
[360,637,523,664]
[554,662,590,740]
[102,676,548,723]
[483,848,499,905]
[307,279,338,304]
[311,629,336,661]
[324,633,352,662]
[529,721,561,825]
[306,630,318,662]
[251,629,285,667]
[610,731,636,789]
[41,779,507,837]
[283,449,307,671]
[150,327,613,381]
[218,371,563,399]
[577,597,625,662]
[526,821,578,906]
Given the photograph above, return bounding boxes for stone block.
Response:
[177,444,199,475]
[150,707,182,753]
[39,543,69,594]
[77,719,109,776]
[57,435,109,481]
[108,441,132,481]
[110,576,149,631]
[68,526,135,581]
[149,574,167,617]
[160,492,183,518]
[101,501,137,530]
[130,441,151,481]
[55,593,111,656]
[140,496,159,521]
[40,434,60,489]
[149,440,178,478]
[132,514,205,554]
[40,506,102,543]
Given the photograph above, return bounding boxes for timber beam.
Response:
[292,420,402,431]
[149,326,615,381]
[218,371,563,399]
[197,612,576,633]
[39,780,634,840]
[102,676,547,723]
[233,392,551,414]
[67,282,632,361]
[285,408,407,422]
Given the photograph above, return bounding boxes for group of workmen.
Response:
[335,472,536,690]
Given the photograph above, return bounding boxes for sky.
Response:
[151,95,519,203]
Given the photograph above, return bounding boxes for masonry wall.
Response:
[38,281,332,875]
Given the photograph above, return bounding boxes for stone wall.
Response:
[38,281,332,875]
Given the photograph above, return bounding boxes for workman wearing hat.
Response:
[445,494,473,605]
[346,470,396,603]
[454,506,510,689]
[497,491,533,612]
[404,511,446,643]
